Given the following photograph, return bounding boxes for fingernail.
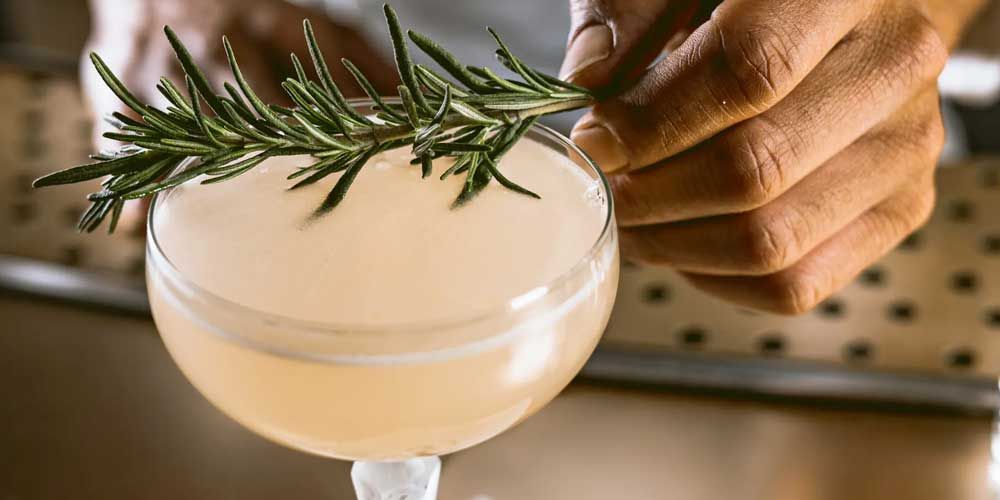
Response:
[559,24,613,81]
[571,121,629,173]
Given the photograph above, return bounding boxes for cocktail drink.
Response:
[145,116,618,498]
[29,6,617,495]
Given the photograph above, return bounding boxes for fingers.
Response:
[560,0,701,88]
[681,183,936,314]
[571,0,876,173]
[568,0,955,314]
[618,92,944,275]
[609,17,948,225]
[82,0,154,151]
[249,0,399,94]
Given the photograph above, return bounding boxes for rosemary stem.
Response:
[361,96,593,146]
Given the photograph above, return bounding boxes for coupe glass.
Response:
[144,106,619,499]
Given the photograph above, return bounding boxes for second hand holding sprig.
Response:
[32,4,594,233]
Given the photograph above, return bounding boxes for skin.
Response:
[561,0,988,314]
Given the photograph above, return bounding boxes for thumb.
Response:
[559,0,700,90]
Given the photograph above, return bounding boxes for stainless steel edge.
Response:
[3,252,998,411]
[583,348,1000,411]
[0,255,149,315]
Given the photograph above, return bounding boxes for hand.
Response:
[83,0,396,234]
[562,0,986,314]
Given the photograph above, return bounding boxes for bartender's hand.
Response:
[84,0,396,234]
[563,0,986,314]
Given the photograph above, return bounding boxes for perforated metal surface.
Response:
[0,70,145,275]
[2,68,1000,405]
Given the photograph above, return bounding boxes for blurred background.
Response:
[4,1,1000,499]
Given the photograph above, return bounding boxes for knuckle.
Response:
[765,270,826,315]
[909,15,949,78]
[736,210,802,274]
[873,185,936,242]
[894,11,949,84]
[909,184,937,228]
[883,107,945,173]
[715,21,797,111]
[715,123,789,209]
[916,110,946,160]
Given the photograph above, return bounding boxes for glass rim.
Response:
[146,102,615,336]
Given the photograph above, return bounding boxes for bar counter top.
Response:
[3,293,995,500]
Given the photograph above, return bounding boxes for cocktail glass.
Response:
[145,102,619,499]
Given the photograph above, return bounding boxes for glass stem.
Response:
[351,456,441,500]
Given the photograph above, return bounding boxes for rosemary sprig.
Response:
[33,4,593,232]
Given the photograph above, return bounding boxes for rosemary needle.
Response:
[33,4,594,233]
